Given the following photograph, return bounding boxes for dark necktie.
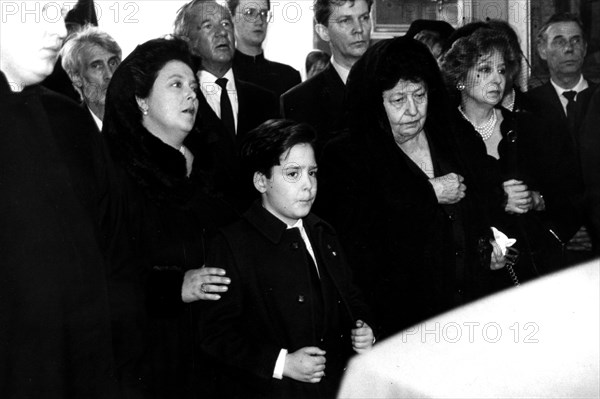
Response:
[216,77,235,139]
[563,90,577,138]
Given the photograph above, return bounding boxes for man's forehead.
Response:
[191,2,231,22]
[547,21,583,38]
[329,0,368,17]
[238,0,269,9]
[82,44,119,63]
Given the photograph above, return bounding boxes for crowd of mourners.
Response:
[1,0,599,398]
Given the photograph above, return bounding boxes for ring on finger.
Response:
[200,283,207,293]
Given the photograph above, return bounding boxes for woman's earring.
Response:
[456,82,465,91]
[141,106,148,115]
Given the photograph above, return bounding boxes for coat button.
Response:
[291,242,300,250]
[298,295,305,303]
[448,213,455,221]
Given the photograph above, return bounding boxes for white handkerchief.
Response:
[491,227,517,256]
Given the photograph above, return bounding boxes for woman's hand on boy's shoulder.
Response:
[181,267,231,303]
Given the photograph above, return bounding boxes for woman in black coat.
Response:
[316,37,504,339]
[440,28,584,282]
[102,38,237,398]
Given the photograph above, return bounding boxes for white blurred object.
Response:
[492,226,516,256]
[338,260,600,399]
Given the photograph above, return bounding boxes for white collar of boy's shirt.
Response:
[330,56,350,85]
[88,106,102,131]
[287,219,319,277]
[550,74,588,115]
[198,68,239,131]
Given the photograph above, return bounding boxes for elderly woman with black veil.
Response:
[440,28,584,283]
[316,37,506,339]
[102,37,237,397]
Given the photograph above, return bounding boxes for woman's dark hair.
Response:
[439,27,519,93]
[241,119,316,179]
[102,37,199,202]
[103,37,195,158]
[346,36,449,142]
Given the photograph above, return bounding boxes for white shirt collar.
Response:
[286,218,319,276]
[88,106,102,131]
[550,75,588,114]
[287,218,304,230]
[550,74,587,94]
[198,68,237,95]
[330,56,350,85]
[197,68,238,130]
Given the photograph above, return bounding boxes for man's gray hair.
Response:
[174,0,229,39]
[60,25,122,77]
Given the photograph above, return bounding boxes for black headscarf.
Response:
[345,36,454,150]
[103,37,205,206]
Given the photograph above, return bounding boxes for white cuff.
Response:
[273,349,287,380]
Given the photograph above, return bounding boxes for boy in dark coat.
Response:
[198,119,374,398]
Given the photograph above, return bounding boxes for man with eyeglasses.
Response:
[527,12,598,266]
[281,0,373,152]
[227,0,301,98]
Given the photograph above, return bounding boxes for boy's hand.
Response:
[351,320,374,354]
[283,347,326,383]
[181,267,230,303]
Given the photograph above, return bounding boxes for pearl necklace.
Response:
[458,106,497,140]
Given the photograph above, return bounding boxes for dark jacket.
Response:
[455,106,585,276]
[280,64,346,152]
[102,58,238,397]
[579,85,600,252]
[198,203,371,399]
[526,79,598,152]
[0,73,117,398]
[233,50,301,99]
[315,38,495,338]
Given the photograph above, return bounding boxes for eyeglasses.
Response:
[550,36,585,50]
[241,7,271,22]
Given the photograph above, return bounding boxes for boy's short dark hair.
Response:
[241,119,316,179]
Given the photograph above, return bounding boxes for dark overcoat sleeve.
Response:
[197,232,282,381]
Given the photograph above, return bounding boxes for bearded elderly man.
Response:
[61,25,122,131]
[281,0,373,152]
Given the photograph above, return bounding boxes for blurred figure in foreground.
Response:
[1,2,117,397]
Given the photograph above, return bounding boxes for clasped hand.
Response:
[351,320,374,354]
[283,347,327,383]
[181,267,230,303]
[429,173,466,204]
[503,179,544,214]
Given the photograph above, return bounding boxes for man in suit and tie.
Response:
[527,12,598,264]
[174,0,278,207]
[280,0,372,151]
[528,12,597,150]
[60,25,121,131]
